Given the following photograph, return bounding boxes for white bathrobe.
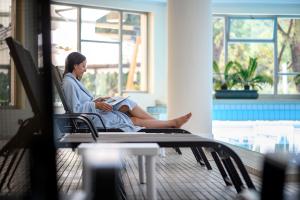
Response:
[62,73,140,132]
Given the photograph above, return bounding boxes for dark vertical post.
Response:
[29,0,58,199]
[260,154,287,200]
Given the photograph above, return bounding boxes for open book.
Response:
[93,96,129,106]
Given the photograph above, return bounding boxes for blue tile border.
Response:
[213,102,300,120]
[146,101,300,121]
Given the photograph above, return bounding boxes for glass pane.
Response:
[122,12,147,92]
[0,46,10,65]
[0,68,10,106]
[229,18,274,40]
[0,0,12,106]
[213,17,225,73]
[81,42,119,96]
[277,18,300,73]
[81,8,120,42]
[51,5,78,67]
[278,75,300,94]
[228,43,274,93]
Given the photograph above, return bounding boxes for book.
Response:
[93,96,129,106]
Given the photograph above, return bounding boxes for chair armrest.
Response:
[54,114,98,141]
[78,112,106,129]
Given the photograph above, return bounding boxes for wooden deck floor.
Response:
[57,148,262,200]
[0,144,298,199]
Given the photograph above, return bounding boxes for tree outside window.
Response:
[51,4,148,98]
[212,15,300,95]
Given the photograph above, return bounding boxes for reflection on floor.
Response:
[212,120,300,155]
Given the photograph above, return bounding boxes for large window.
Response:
[0,0,13,106]
[213,15,300,95]
[51,4,148,97]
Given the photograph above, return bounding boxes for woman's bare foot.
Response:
[173,112,192,128]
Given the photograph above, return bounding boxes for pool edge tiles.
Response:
[213,101,300,120]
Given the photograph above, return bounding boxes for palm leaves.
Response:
[213,60,238,90]
[234,57,273,90]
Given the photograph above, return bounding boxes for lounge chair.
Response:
[5,36,256,193]
[52,64,211,168]
[52,64,193,135]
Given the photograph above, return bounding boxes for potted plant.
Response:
[213,60,238,90]
[213,60,246,99]
[214,57,273,99]
[234,57,273,91]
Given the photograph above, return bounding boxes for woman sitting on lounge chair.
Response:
[62,52,192,132]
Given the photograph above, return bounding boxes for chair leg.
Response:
[196,147,212,170]
[211,151,232,186]
[174,147,182,155]
[222,157,244,193]
[190,147,205,166]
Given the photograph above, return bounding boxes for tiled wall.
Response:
[147,101,300,121]
[213,102,300,120]
[147,106,167,120]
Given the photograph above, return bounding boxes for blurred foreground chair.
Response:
[237,153,300,200]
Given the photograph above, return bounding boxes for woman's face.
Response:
[72,60,87,80]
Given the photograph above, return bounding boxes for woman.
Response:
[62,52,192,132]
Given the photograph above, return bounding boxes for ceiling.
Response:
[136,0,300,4]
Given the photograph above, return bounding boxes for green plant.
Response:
[294,74,300,85]
[234,57,273,90]
[213,60,238,90]
[294,74,300,92]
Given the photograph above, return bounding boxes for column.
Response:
[168,0,212,137]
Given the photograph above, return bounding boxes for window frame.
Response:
[214,14,300,97]
[51,2,149,96]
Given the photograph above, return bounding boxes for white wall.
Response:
[2,0,300,138]
[55,0,168,109]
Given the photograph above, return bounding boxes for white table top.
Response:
[78,143,160,155]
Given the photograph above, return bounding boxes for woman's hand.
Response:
[95,101,113,112]
[94,96,110,102]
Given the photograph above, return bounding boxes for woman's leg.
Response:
[129,105,156,120]
[131,113,192,128]
[118,105,155,120]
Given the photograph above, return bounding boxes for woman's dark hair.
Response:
[64,52,86,77]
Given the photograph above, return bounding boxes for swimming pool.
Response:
[147,103,300,155]
[212,120,300,155]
